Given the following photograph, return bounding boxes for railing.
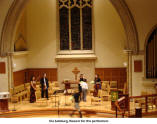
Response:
[114,94,130,118]
[114,94,157,117]
[115,96,126,118]
[129,94,157,117]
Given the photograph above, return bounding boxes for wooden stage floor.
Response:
[0,94,122,118]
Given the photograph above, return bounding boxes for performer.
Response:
[78,74,83,93]
[30,76,36,103]
[40,73,49,100]
[80,79,88,102]
[70,89,82,118]
[79,74,84,82]
[93,74,101,97]
[78,74,86,100]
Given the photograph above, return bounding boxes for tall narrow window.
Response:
[59,6,69,50]
[58,0,93,51]
[146,28,157,78]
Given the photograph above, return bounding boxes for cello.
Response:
[93,82,101,97]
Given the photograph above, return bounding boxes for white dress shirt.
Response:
[80,81,88,90]
[44,78,47,89]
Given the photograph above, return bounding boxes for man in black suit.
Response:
[40,73,49,99]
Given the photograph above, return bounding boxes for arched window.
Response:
[146,28,157,78]
[58,0,93,51]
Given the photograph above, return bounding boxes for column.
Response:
[7,53,14,90]
[123,50,132,96]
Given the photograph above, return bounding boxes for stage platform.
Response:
[0,94,126,118]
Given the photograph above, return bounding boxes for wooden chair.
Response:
[89,83,95,96]
[10,94,19,111]
[48,81,61,96]
[97,85,110,101]
[119,82,127,94]
[10,88,18,103]
[91,96,101,105]
[135,98,145,109]
[12,84,27,102]
[109,81,118,92]
[101,82,110,91]
[49,94,60,107]
[25,82,30,88]
[91,88,101,104]
[147,97,154,110]
[102,81,110,85]
[123,83,127,94]
[52,81,61,91]
[53,81,60,87]
[25,83,30,100]
[48,83,53,96]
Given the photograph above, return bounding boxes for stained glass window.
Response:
[82,6,92,50]
[58,0,93,51]
[59,7,69,50]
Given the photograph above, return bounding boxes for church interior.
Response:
[0,0,157,118]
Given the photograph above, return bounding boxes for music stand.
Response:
[51,91,58,107]
[64,90,69,106]
[11,97,18,111]
[58,99,60,118]
[51,90,64,107]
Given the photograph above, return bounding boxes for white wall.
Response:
[58,60,95,86]
[131,55,144,96]
[0,57,8,92]
[12,55,28,72]
[94,0,127,68]
[0,0,12,91]
[25,0,127,69]
[132,55,156,96]
[126,0,157,51]
[0,0,14,40]
[26,0,57,68]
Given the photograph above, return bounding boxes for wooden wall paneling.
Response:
[13,69,27,86]
[111,69,119,88]
[27,70,34,82]
[118,68,126,89]
[27,68,57,82]
[95,68,126,90]
[13,68,57,87]
[134,60,142,72]
[95,68,104,81]
[0,62,6,74]
[104,68,112,81]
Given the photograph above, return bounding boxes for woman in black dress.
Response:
[30,76,36,103]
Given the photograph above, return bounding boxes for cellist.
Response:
[93,74,101,97]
